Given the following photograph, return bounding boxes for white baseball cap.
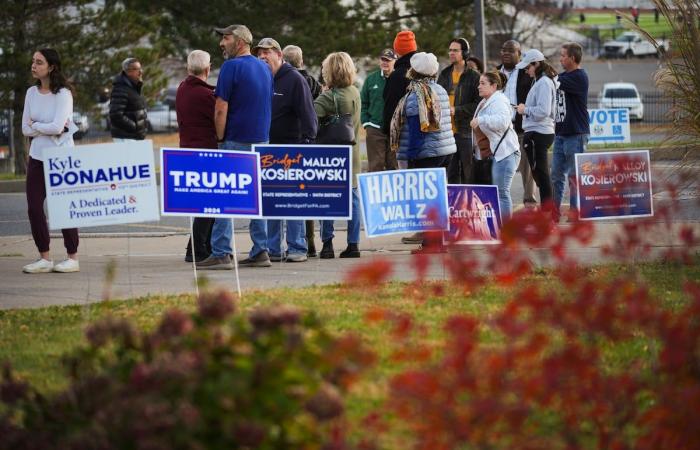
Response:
[515,49,545,69]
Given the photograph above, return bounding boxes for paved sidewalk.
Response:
[1,220,697,310]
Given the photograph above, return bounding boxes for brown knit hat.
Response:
[393,30,417,56]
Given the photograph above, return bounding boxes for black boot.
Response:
[320,239,335,259]
[306,220,317,257]
[339,243,360,258]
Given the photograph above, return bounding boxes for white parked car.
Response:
[598,82,644,121]
[72,111,89,139]
[601,31,669,59]
[146,102,177,133]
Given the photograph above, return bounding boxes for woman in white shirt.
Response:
[470,71,521,220]
[21,48,80,273]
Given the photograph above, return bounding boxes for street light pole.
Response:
[474,0,487,66]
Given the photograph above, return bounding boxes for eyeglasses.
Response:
[127,66,143,72]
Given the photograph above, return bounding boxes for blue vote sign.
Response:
[254,144,352,220]
[358,168,449,237]
[160,148,262,218]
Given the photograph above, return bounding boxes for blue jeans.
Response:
[267,220,307,257]
[321,188,361,245]
[210,140,268,258]
[551,134,588,219]
[492,151,521,220]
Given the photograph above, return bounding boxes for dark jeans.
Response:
[523,131,554,208]
[26,157,79,254]
[408,154,452,169]
[446,135,474,184]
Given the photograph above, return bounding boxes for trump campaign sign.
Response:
[358,168,449,237]
[160,148,262,218]
[254,144,352,220]
[588,108,631,144]
[44,141,159,230]
[576,150,653,220]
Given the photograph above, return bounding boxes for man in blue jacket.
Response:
[254,37,317,263]
[552,42,590,222]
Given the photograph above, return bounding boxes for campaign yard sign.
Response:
[160,148,262,218]
[44,141,159,230]
[576,150,653,220]
[445,185,502,245]
[254,144,352,220]
[358,168,449,237]
[588,108,631,144]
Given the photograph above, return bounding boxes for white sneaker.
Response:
[22,258,54,273]
[53,258,80,273]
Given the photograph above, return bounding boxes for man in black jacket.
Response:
[282,45,321,100]
[498,40,536,207]
[255,37,317,263]
[109,57,148,141]
[382,30,417,141]
[437,38,480,184]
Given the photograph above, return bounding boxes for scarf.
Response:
[389,79,442,152]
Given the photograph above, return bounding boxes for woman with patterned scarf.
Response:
[390,52,456,169]
[390,52,456,253]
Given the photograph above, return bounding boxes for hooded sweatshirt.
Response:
[270,62,317,144]
[522,75,557,135]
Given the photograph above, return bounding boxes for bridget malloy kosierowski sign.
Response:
[44,141,159,230]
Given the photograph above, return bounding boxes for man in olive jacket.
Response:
[109,57,148,141]
[437,38,480,184]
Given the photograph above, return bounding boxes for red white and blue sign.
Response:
[358,168,449,237]
[575,150,653,220]
[445,185,502,244]
[253,144,352,220]
[160,148,262,218]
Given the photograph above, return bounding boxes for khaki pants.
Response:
[365,126,397,172]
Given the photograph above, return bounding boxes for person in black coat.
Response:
[437,38,481,184]
[382,30,418,139]
[109,57,147,140]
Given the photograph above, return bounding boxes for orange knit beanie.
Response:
[393,30,417,56]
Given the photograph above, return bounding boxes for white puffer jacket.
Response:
[473,91,519,162]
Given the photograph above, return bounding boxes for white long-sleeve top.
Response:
[22,86,74,161]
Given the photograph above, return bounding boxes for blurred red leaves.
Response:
[347,180,700,449]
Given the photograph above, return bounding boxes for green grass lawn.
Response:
[567,11,673,41]
[1,260,697,416]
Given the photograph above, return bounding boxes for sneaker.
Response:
[238,251,272,268]
[196,255,233,270]
[320,240,335,259]
[286,253,308,262]
[53,258,80,273]
[269,253,285,262]
[401,233,423,244]
[339,244,360,258]
[22,258,54,274]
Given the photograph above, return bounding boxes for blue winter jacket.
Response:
[397,80,456,161]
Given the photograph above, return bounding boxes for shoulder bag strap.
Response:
[331,89,340,116]
[492,127,512,157]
